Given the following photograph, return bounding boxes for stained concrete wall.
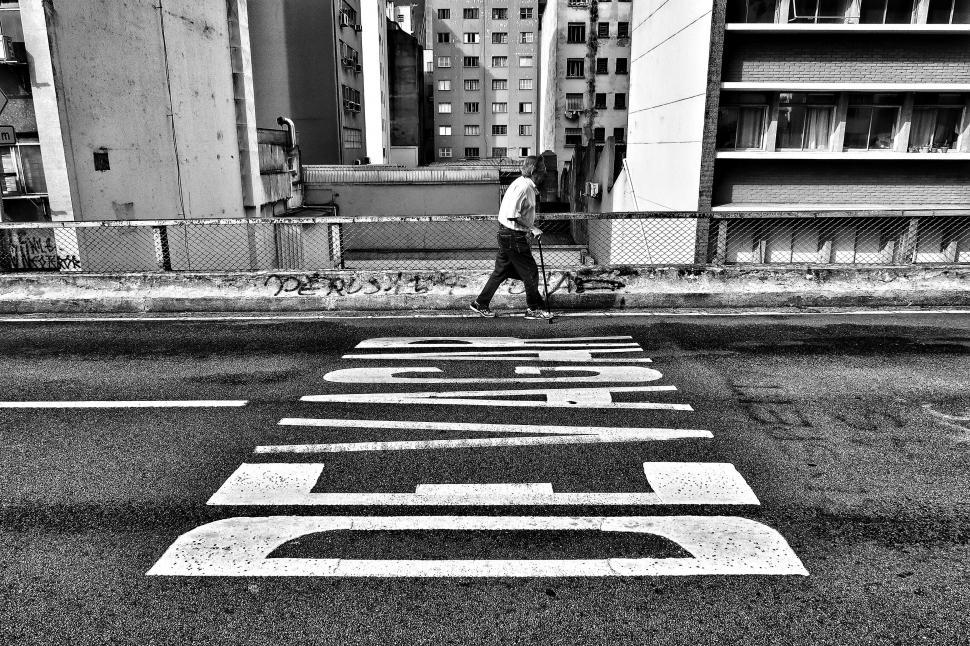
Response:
[35,0,245,221]
[626,0,715,212]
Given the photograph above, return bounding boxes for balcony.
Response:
[726,0,970,32]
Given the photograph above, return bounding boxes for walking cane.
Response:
[536,235,553,323]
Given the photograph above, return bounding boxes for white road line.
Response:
[356,336,636,348]
[323,366,664,384]
[2,310,966,323]
[301,385,689,409]
[342,349,653,362]
[0,400,248,408]
[207,463,760,506]
[277,417,689,436]
[146,515,809,577]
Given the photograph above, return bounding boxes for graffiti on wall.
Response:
[264,270,627,297]
[0,230,81,271]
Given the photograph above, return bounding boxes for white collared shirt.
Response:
[498,176,538,232]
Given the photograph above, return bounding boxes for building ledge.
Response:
[716,151,970,160]
[722,82,970,92]
[725,23,970,33]
[712,203,970,215]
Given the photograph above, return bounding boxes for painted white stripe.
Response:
[0,310,966,323]
[343,349,652,362]
[356,336,636,348]
[207,463,760,506]
[0,400,248,408]
[146,515,808,577]
[300,385,690,410]
[324,366,664,384]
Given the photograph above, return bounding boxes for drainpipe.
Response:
[277,116,297,149]
[277,116,303,209]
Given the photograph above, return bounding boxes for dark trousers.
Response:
[476,229,545,310]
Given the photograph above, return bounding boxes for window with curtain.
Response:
[717,93,770,150]
[790,0,847,22]
[927,0,970,23]
[728,0,777,22]
[775,93,836,150]
[844,94,902,150]
[908,94,965,150]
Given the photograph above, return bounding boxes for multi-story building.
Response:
[249,0,368,165]
[539,0,632,177]
[426,0,543,162]
[362,0,393,164]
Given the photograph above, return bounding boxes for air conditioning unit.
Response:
[354,24,363,32]
[341,56,354,67]
[354,63,362,73]
[586,182,601,198]
[343,100,353,111]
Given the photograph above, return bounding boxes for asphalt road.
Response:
[1,311,968,645]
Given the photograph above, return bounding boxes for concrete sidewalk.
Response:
[0,265,968,313]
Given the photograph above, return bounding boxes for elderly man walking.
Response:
[470,156,552,320]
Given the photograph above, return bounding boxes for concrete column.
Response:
[231,0,265,214]
[894,93,915,153]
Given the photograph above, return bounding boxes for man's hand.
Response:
[530,227,543,238]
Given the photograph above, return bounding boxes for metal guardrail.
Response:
[0,211,967,272]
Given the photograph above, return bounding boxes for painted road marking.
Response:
[355,336,636,348]
[323,366,664,384]
[301,385,690,410]
[207,463,760,506]
[0,400,249,408]
[147,515,808,577]
[342,349,654,362]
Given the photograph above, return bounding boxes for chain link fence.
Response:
[0,211,967,273]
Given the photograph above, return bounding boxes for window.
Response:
[492,56,509,67]
[567,58,585,77]
[341,85,361,111]
[464,32,480,43]
[492,32,508,43]
[597,22,610,37]
[438,102,452,113]
[717,93,771,150]
[463,56,480,67]
[492,79,508,90]
[567,22,586,42]
[614,127,626,143]
[775,92,835,150]
[519,124,533,136]
[492,147,508,158]
[519,102,533,113]
[789,0,848,23]
[437,32,451,42]
[465,102,480,113]
[519,79,534,90]
[617,22,630,37]
[566,93,584,110]
[438,80,452,91]
[927,0,970,22]
[520,147,532,157]
[439,125,452,136]
[595,93,607,109]
[594,127,606,143]
[596,58,609,74]
[1,143,47,195]
[438,147,453,158]
[492,102,508,113]
[464,147,480,158]
[519,55,534,67]
[465,125,481,136]
[343,127,362,149]
[492,7,508,19]
[844,94,901,150]
[463,8,479,19]
[520,8,534,19]
[521,31,535,43]
[565,128,583,146]
[615,58,628,74]
[94,150,110,172]
[493,125,508,135]
[860,0,916,23]
[908,94,965,150]
[728,0,778,23]
[465,79,482,91]
[437,56,451,68]
[615,93,627,109]
[437,9,451,19]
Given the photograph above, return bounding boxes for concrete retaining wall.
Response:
[0,266,968,313]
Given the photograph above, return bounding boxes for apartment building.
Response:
[362,0,392,164]
[539,0,633,173]
[426,0,543,162]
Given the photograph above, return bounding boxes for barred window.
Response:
[492,102,508,113]
[492,125,508,135]
[491,147,508,158]
[438,147,453,158]
[464,147,480,158]
[343,127,362,149]
[492,79,508,90]
[464,79,481,91]
[566,58,585,77]
[464,125,481,135]
[465,102,480,113]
